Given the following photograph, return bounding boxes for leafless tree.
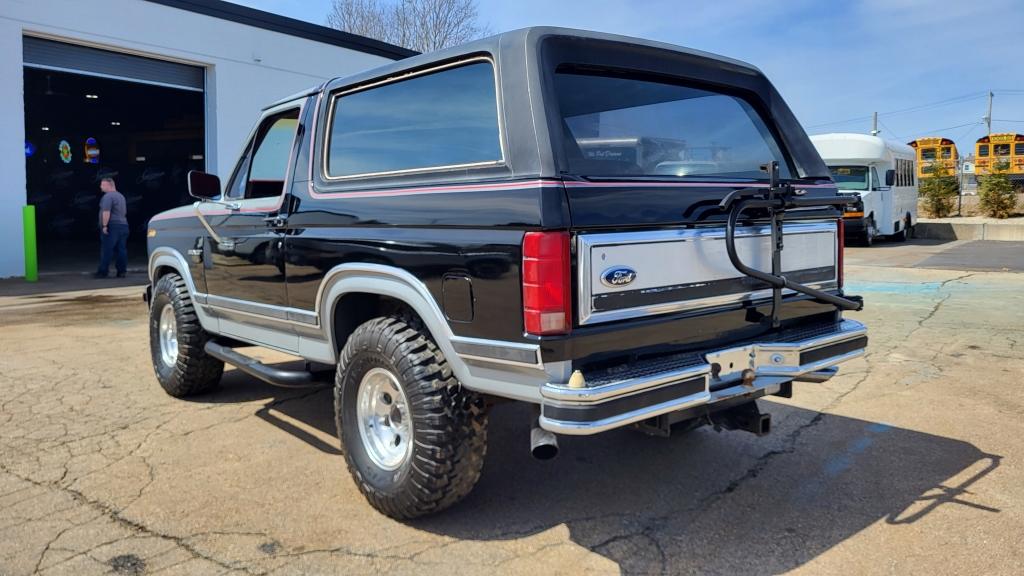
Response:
[326,0,490,53]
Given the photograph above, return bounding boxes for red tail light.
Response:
[837,218,845,289]
[522,231,571,335]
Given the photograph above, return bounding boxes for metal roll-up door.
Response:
[23,36,204,91]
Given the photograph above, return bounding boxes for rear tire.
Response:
[335,316,488,519]
[148,273,224,397]
[894,216,912,242]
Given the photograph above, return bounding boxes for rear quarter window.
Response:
[325,60,502,178]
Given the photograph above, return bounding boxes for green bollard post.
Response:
[23,205,38,282]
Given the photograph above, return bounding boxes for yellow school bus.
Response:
[975,133,1024,180]
[907,137,958,179]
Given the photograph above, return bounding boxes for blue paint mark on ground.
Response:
[798,421,896,497]
[849,436,873,454]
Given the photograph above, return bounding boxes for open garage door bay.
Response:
[22,37,205,273]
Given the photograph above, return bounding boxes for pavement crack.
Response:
[0,462,261,576]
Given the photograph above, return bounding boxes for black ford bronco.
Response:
[145,27,867,519]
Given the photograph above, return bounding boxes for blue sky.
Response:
[230,0,1024,154]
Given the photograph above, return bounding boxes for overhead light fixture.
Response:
[110,121,121,126]
[41,126,50,131]
[135,156,146,162]
[85,94,98,99]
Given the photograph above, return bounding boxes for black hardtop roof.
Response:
[267,27,763,109]
[266,27,826,181]
[322,26,761,93]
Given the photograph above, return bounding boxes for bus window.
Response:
[828,165,868,190]
[921,148,936,161]
[871,166,880,190]
[979,145,989,157]
[941,147,952,159]
[994,144,1011,156]
[1015,143,1024,156]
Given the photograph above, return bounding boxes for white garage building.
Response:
[0,0,413,278]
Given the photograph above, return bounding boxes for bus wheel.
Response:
[861,217,875,246]
[893,216,912,242]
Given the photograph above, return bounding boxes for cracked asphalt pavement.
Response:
[2,241,1023,575]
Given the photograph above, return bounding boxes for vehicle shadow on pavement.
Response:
[200,375,1002,575]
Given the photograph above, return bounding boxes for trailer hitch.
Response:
[719,161,863,328]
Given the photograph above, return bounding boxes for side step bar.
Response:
[204,341,331,388]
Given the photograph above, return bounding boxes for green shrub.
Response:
[918,162,959,218]
[978,161,1018,218]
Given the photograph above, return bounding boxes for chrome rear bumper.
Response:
[539,319,867,435]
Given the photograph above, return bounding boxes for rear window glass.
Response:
[552,70,791,180]
[326,61,501,178]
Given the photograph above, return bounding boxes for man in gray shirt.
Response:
[94,177,130,278]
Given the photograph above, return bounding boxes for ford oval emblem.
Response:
[601,266,637,288]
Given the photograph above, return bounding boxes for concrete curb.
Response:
[915,220,1024,241]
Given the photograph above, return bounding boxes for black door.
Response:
[202,107,301,307]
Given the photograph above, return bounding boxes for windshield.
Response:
[828,165,869,191]
[553,70,792,180]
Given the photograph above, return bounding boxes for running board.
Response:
[204,341,332,388]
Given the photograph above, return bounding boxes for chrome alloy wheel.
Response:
[356,367,413,471]
[158,303,179,368]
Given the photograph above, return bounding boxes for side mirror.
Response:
[885,169,895,187]
[188,170,221,201]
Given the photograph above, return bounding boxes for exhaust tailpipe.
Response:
[530,421,559,460]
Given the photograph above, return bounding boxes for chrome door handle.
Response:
[264,216,287,228]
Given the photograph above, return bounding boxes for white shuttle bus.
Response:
[811,133,918,245]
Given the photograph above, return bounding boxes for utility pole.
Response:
[983,91,993,135]
[871,111,879,136]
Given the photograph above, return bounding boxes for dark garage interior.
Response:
[23,67,204,273]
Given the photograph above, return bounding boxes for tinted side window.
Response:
[224,144,253,199]
[225,109,300,200]
[326,61,501,178]
[1015,143,1024,155]
[979,144,989,157]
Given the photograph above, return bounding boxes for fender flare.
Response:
[147,247,218,332]
[316,263,472,379]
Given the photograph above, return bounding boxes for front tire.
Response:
[334,316,488,519]
[148,273,224,397]
[860,217,876,247]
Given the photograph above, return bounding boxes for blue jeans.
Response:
[97,223,129,276]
